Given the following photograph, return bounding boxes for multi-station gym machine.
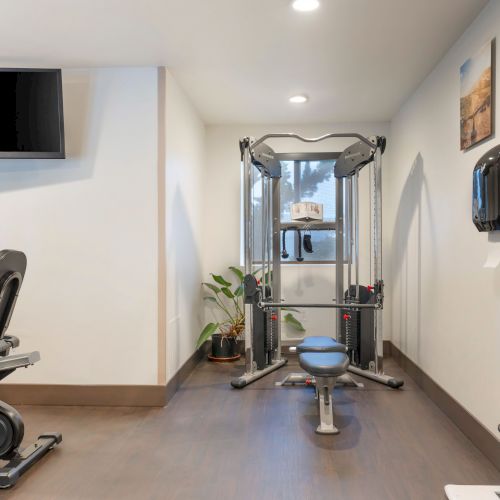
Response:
[231,132,403,389]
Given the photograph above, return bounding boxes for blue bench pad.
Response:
[299,352,350,377]
[297,336,346,354]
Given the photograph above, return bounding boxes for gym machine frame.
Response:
[231,132,403,389]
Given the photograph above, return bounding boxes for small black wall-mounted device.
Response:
[472,144,500,232]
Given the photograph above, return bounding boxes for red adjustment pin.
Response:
[271,314,278,321]
[343,313,351,321]
[367,285,374,292]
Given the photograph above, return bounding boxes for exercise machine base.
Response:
[276,368,403,389]
[0,433,62,489]
[347,365,404,388]
[275,372,363,388]
[231,358,288,389]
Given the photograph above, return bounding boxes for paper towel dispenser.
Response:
[472,144,500,232]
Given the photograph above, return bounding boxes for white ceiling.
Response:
[0,0,488,124]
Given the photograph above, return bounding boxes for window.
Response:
[280,160,337,263]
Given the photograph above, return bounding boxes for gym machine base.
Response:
[348,365,403,389]
[231,358,287,389]
[275,337,362,388]
[275,372,364,389]
[276,353,403,389]
[275,339,402,389]
[0,250,62,488]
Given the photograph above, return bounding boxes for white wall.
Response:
[0,68,159,385]
[389,0,500,437]
[204,123,391,340]
[164,70,206,380]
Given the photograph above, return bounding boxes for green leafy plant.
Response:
[197,267,305,348]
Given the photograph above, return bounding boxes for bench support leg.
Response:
[315,376,339,435]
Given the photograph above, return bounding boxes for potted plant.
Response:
[197,266,305,361]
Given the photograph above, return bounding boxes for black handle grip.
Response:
[303,233,313,253]
[282,229,289,259]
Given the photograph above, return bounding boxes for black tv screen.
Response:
[0,69,65,159]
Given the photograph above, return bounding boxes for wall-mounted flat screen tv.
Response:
[0,69,65,159]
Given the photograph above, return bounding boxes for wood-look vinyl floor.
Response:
[2,358,499,500]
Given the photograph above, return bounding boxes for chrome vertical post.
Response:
[243,141,254,373]
[272,177,282,360]
[371,147,383,373]
[346,176,352,292]
[261,173,266,287]
[335,177,344,341]
[267,175,272,291]
[353,171,360,298]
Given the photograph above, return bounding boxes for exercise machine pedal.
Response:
[0,433,62,488]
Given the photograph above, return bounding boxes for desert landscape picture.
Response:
[460,41,493,150]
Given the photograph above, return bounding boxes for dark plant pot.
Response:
[209,334,240,362]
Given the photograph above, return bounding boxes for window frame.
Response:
[277,152,341,265]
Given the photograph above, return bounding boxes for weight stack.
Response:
[340,285,376,370]
[340,308,360,365]
[265,308,279,364]
[252,305,267,370]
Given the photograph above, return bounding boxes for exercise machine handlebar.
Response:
[251,132,375,150]
[258,301,381,310]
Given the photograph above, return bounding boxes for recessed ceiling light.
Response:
[292,0,320,12]
[289,94,308,104]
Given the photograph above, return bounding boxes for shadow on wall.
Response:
[170,187,203,372]
[391,153,435,362]
[0,71,100,192]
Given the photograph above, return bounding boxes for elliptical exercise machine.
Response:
[232,132,403,390]
[0,250,62,488]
